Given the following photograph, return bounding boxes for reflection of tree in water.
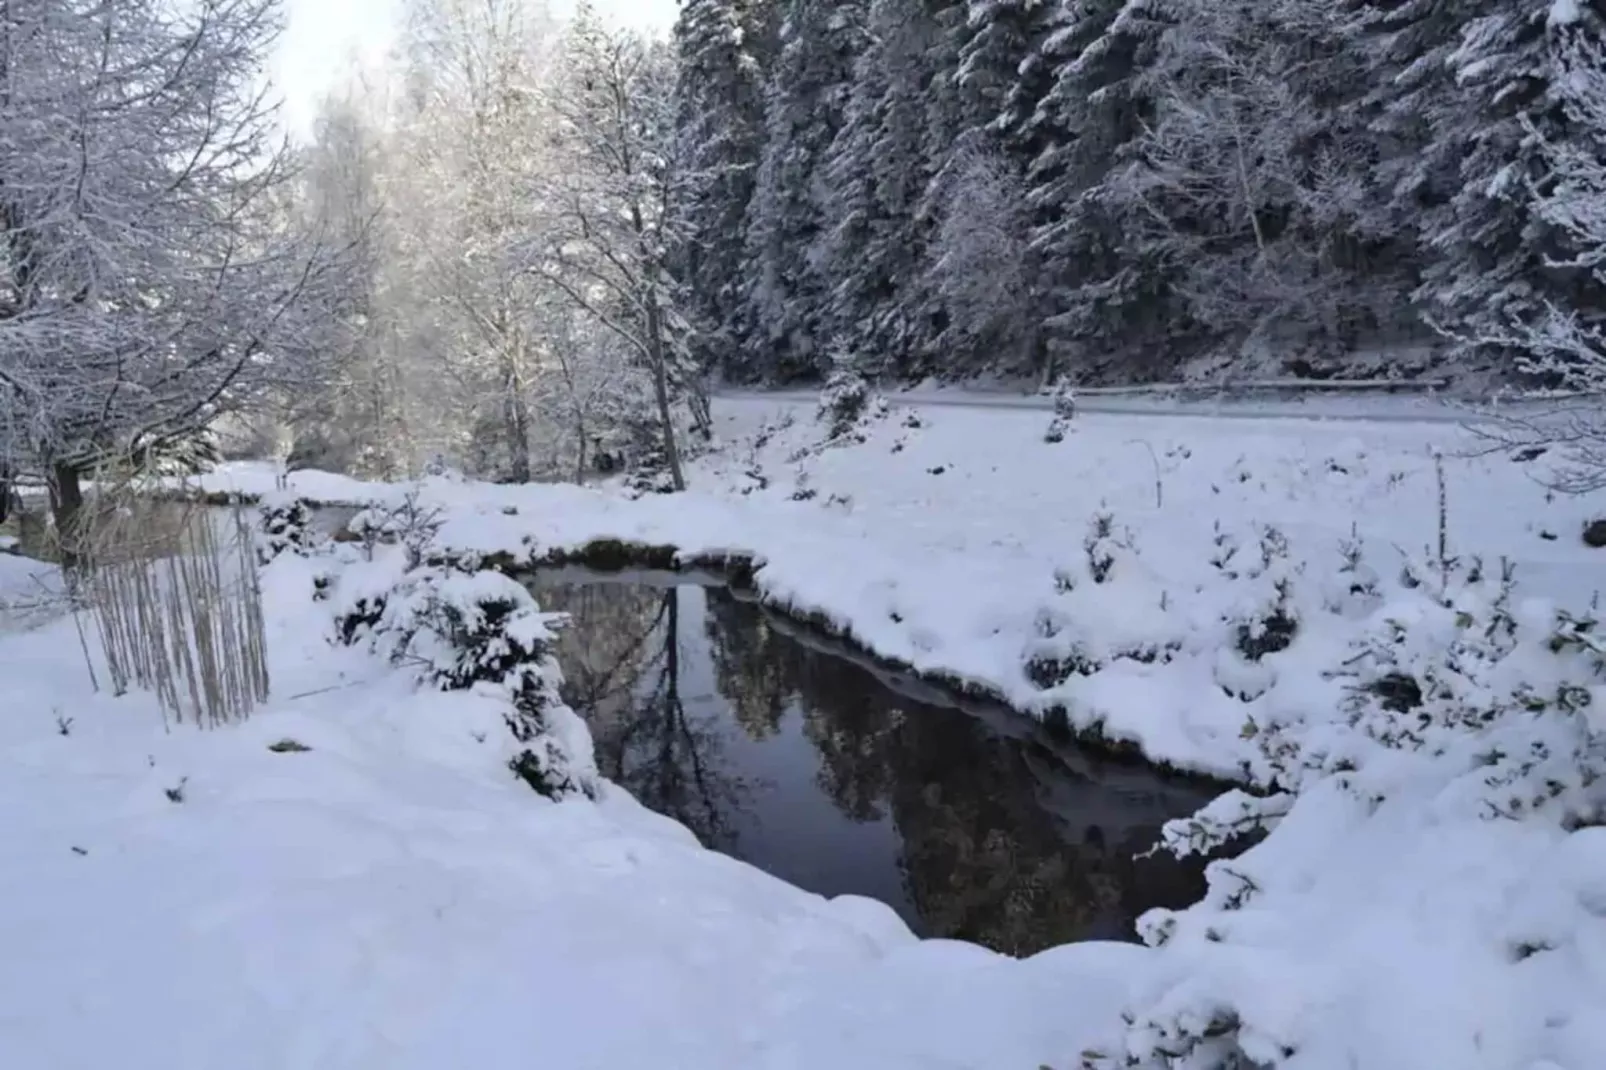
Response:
[703,589,1209,956]
[537,582,751,849]
[539,582,664,723]
[702,591,801,741]
[706,590,898,821]
[792,651,900,824]
[884,713,1210,954]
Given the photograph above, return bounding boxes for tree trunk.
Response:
[48,462,86,573]
[574,417,588,485]
[644,290,686,492]
[686,381,713,441]
[500,350,533,484]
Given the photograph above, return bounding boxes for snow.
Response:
[12,391,1606,1068]
[1550,0,1582,27]
[0,548,65,633]
[156,401,1606,780]
[0,541,1141,1069]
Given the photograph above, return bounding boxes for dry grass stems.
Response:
[68,474,270,728]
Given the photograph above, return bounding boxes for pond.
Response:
[530,571,1217,957]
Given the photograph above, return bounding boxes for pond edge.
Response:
[159,487,1239,791]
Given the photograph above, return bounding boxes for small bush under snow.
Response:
[338,564,599,801]
[254,494,319,565]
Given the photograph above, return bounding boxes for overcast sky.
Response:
[272,0,678,138]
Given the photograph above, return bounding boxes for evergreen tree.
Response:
[663,0,1606,389]
[671,0,777,379]
[956,0,1062,155]
[1024,0,1183,379]
[817,0,949,375]
[741,0,868,381]
[1346,0,1606,347]
[908,0,1068,380]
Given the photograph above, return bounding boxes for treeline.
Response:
[670,0,1606,386]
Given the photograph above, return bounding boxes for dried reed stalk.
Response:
[74,478,270,728]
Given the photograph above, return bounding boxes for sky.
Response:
[272,0,679,139]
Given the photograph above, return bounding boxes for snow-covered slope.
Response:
[691,395,1606,1070]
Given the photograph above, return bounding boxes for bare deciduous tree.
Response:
[0,0,358,564]
[523,4,708,491]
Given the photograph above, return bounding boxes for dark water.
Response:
[530,572,1216,957]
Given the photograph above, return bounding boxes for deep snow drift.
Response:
[32,390,1605,1068]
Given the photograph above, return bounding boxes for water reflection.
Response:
[540,582,754,848]
[534,575,1215,956]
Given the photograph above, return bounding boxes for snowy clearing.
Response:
[12,392,1605,1069]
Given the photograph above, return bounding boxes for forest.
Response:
[672,0,1606,389]
[3,0,1605,495]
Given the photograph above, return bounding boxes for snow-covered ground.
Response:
[697,394,1606,1069]
[10,389,1605,1068]
[0,531,1144,1070]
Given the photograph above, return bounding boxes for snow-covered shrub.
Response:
[1150,789,1295,860]
[329,553,409,645]
[348,491,443,567]
[1173,555,1606,860]
[1230,527,1300,662]
[1024,639,1102,690]
[1024,515,1182,705]
[343,563,599,801]
[254,494,319,565]
[1322,558,1606,821]
[1202,525,1304,703]
[1044,379,1076,443]
[816,350,884,443]
[1318,525,1382,618]
[422,454,467,481]
[1083,511,1135,584]
[1114,558,1606,1068]
[624,461,679,497]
